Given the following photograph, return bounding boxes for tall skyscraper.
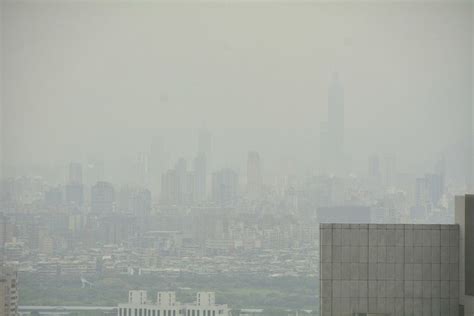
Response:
[68,162,83,185]
[160,158,194,205]
[320,74,345,175]
[135,152,149,187]
[150,137,167,197]
[198,127,211,157]
[65,162,84,207]
[193,153,207,202]
[91,181,115,213]
[368,154,381,179]
[246,151,262,199]
[212,168,238,206]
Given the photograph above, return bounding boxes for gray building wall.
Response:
[320,223,460,316]
[455,195,474,315]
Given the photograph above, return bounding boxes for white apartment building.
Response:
[118,291,229,316]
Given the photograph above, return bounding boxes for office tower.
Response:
[246,151,262,199]
[193,153,207,202]
[85,159,105,186]
[0,266,18,316]
[65,162,84,207]
[91,181,115,213]
[150,137,167,196]
[368,154,381,179]
[68,162,83,185]
[320,74,344,175]
[383,154,397,188]
[98,213,136,245]
[135,152,149,187]
[131,188,152,231]
[65,183,84,207]
[44,186,63,208]
[161,169,180,205]
[413,173,445,219]
[456,195,474,314]
[160,158,190,205]
[212,169,238,206]
[320,223,460,316]
[198,127,212,160]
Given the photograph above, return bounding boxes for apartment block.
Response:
[118,291,229,316]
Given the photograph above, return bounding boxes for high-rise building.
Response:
[0,266,18,316]
[135,152,149,187]
[65,162,84,207]
[91,181,115,213]
[212,169,238,206]
[65,183,84,207]
[44,186,63,208]
[368,154,381,179]
[68,162,83,185]
[320,223,460,316]
[455,195,474,315]
[85,159,105,186]
[161,158,192,205]
[246,151,262,199]
[320,74,345,175]
[193,153,207,202]
[150,137,167,196]
[198,127,212,161]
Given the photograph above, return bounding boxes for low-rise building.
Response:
[118,291,229,316]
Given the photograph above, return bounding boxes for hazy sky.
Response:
[1,1,472,181]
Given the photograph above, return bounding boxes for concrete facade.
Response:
[455,195,474,315]
[320,223,460,316]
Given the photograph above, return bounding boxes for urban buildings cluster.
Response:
[0,78,466,314]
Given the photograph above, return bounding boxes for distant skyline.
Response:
[1,1,472,184]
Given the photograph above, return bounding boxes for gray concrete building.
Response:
[320,223,460,316]
[455,195,474,315]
